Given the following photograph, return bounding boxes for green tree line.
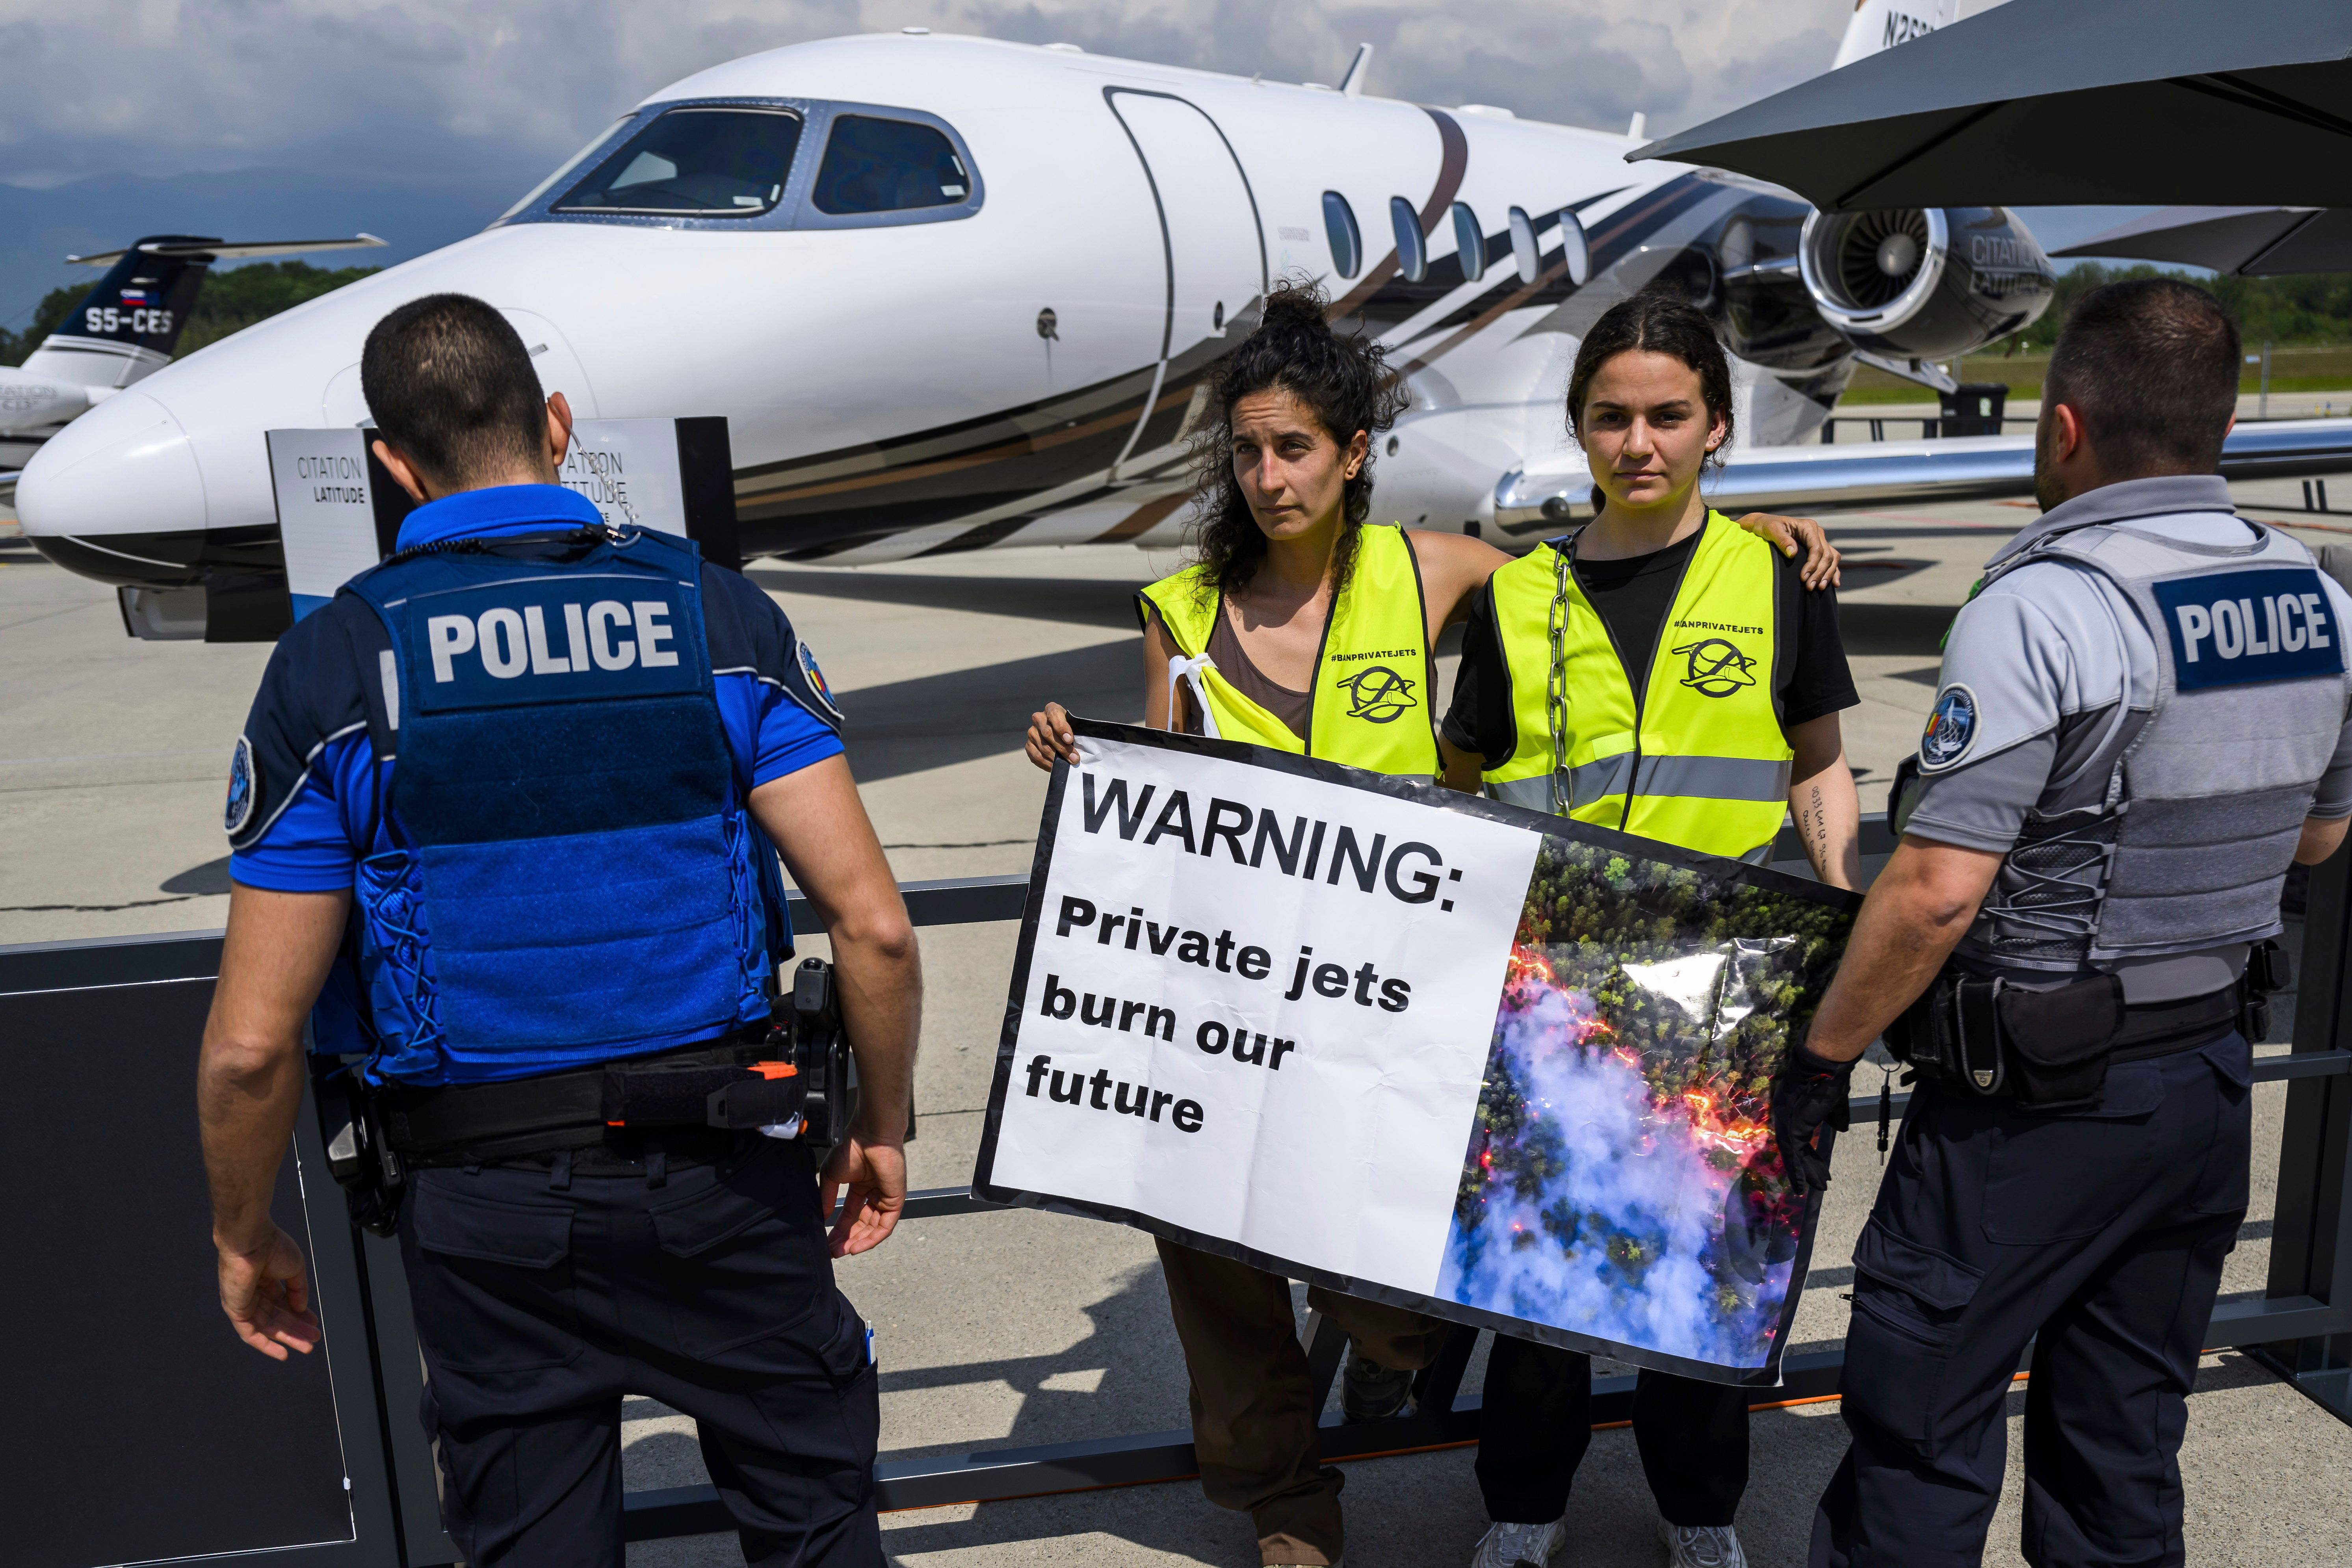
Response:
[2000,263,2352,354]
[0,260,379,366]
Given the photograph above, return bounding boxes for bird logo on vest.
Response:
[1338,664,1417,723]
[1672,638,1757,699]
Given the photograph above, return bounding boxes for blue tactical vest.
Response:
[343,525,786,1085]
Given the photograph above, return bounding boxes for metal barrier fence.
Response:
[7,815,2352,1565]
[1817,414,2038,442]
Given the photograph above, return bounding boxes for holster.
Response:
[787,957,855,1157]
[2242,936,2293,1043]
[323,1072,406,1237]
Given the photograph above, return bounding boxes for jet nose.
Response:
[16,390,209,553]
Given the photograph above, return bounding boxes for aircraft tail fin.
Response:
[36,234,386,378]
[1831,0,1960,69]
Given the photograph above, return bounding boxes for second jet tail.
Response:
[20,233,386,393]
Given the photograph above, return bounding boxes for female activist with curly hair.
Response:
[1023,279,1836,1568]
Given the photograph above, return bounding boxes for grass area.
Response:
[1839,347,2352,406]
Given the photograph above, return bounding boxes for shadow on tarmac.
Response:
[1834,602,1961,658]
[161,856,233,895]
[836,643,1144,784]
[747,568,1146,632]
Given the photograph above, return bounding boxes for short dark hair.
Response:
[1183,277,1409,598]
[360,294,549,486]
[2044,279,2240,476]
[1565,292,1735,511]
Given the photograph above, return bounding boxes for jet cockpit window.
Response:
[502,116,635,222]
[1323,192,1361,278]
[555,108,802,216]
[813,116,970,214]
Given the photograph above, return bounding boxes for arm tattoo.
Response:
[1800,782,1830,874]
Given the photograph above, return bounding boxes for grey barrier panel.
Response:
[2261,839,2352,1406]
[0,972,406,1568]
[6,813,2350,1564]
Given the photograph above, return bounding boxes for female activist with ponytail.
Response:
[1023,280,1838,1568]
[1440,292,1863,1568]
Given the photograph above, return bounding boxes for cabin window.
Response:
[1508,206,1539,286]
[1452,203,1485,284]
[1392,196,1427,283]
[1560,210,1592,286]
[1323,191,1362,278]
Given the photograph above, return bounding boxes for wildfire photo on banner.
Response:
[1443,834,1854,1371]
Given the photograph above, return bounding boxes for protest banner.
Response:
[974,719,1858,1385]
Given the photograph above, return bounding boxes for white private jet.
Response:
[0,233,385,474]
[16,14,2352,639]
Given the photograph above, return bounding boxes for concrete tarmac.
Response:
[3,497,2348,1567]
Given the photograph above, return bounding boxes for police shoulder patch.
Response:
[1920,683,1978,770]
[797,638,844,725]
[224,735,257,835]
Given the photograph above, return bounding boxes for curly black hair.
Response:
[1180,277,1410,599]
[1564,291,1735,514]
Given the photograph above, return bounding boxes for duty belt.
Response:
[1887,939,2287,1111]
[326,958,856,1236]
[379,1035,806,1165]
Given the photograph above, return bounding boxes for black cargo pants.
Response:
[1810,1034,2252,1568]
[396,1133,883,1568]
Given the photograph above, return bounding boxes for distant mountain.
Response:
[0,165,536,329]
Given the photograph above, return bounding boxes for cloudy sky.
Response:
[0,0,1858,191]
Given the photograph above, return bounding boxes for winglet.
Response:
[1339,43,1373,97]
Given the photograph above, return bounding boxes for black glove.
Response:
[1772,1039,1855,1198]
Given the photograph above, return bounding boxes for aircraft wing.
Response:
[1494,418,2352,531]
[64,234,388,267]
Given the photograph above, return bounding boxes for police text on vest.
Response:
[2153,568,2345,692]
[427,600,681,682]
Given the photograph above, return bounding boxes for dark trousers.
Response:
[1155,1238,1451,1566]
[396,1135,882,1568]
[1810,1036,2252,1568]
[1476,1332,1750,1527]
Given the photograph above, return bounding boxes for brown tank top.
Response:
[1152,600,1312,741]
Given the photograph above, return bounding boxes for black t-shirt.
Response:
[1442,529,1858,763]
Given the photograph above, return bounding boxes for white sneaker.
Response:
[1471,1516,1565,1568]
[1657,1517,1747,1568]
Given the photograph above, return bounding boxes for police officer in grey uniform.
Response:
[1771,279,2352,1567]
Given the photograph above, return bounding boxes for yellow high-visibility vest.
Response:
[1138,524,1438,776]
[1482,511,1793,859]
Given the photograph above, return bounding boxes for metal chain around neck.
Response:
[1546,539,1572,817]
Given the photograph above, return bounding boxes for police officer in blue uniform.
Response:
[1773,279,2352,1566]
[195,294,920,1567]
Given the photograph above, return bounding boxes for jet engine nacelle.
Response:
[0,368,91,438]
[1798,206,2053,362]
